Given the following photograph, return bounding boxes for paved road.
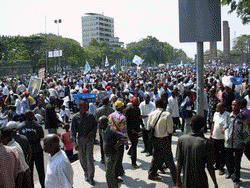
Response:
[35,130,250,188]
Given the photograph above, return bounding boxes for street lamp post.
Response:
[54,19,62,71]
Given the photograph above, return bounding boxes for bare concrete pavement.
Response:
[35,130,250,188]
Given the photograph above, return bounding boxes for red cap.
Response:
[24,91,29,95]
[106,86,111,90]
[131,97,139,104]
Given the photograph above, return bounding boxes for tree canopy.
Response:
[221,0,250,24]
[0,35,193,70]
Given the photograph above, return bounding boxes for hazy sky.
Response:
[1,0,250,59]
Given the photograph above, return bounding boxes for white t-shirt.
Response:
[45,150,73,188]
[212,111,229,140]
[139,101,156,127]
[168,96,179,118]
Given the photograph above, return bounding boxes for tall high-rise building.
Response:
[82,13,123,48]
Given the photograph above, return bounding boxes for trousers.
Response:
[149,136,176,184]
[225,148,244,182]
[29,152,45,188]
[78,137,95,180]
[105,153,119,188]
[128,133,138,165]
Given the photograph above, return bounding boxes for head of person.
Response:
[240,99,247,110]
[155,98,167,109]
[232,99,241,115]
[64,123,70,131]
[42,134,60,156]
[25,110,35,122]
[102,97,109,106]
[225,86,232,93]
[79,100,89,115]
[160,91,168,104]
[114,100,124,111]
[62,105,66,110]
[124,89,129,96]
[144,94,151,104]
[24,91,29,97]
[190,115,205,133]
[216,102,225,114]
[158,82,163,89]
[172,89,178,98]
[98,116,109,130]
[131,97,140,107]
[0,121,18,145]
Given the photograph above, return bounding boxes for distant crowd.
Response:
[0,65,250,188]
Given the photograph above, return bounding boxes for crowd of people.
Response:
[0,65,250,188]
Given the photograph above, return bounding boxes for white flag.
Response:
[84,61,91,74]
[111,64,116,70]
[105,56,109,67]
[132,55,144,66]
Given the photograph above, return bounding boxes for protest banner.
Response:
[72,94,96,105]
[28,76,42,97]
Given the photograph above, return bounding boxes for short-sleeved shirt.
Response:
[0,144,26,188]
[108,111,127,136]
[45,150,74,188]
[61,132,74,151]
[212,111,229,140]
[18,120,44,154]
[103,126,127,154]
[176,133,214,188]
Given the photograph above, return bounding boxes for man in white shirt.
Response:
[168,89,180,132]
[14,94,22,115]
[211,102,229,175]
[43,134,73,188]
[139,94,155,156]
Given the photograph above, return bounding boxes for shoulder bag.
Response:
[148,110,164,142]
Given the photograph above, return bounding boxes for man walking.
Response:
[96,97,114,164]
[108,100,128,179]
[98,116,127,188]
[176,115,218,188]
[147,99,176,184]
[125,97,143,168]
[71,100,97,185]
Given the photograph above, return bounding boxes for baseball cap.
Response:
[1,121,18,132]
[114,100,124,109]
[131,97,139,104]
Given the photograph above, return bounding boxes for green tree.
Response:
[221,0,250,24]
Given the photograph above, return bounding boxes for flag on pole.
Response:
[105,56,109,67]
[132,55,144,66]
[111,64,116,73]
[84,61,91,74]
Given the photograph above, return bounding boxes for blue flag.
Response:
[131,68,135,76]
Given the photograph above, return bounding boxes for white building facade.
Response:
[82,13,123,48]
